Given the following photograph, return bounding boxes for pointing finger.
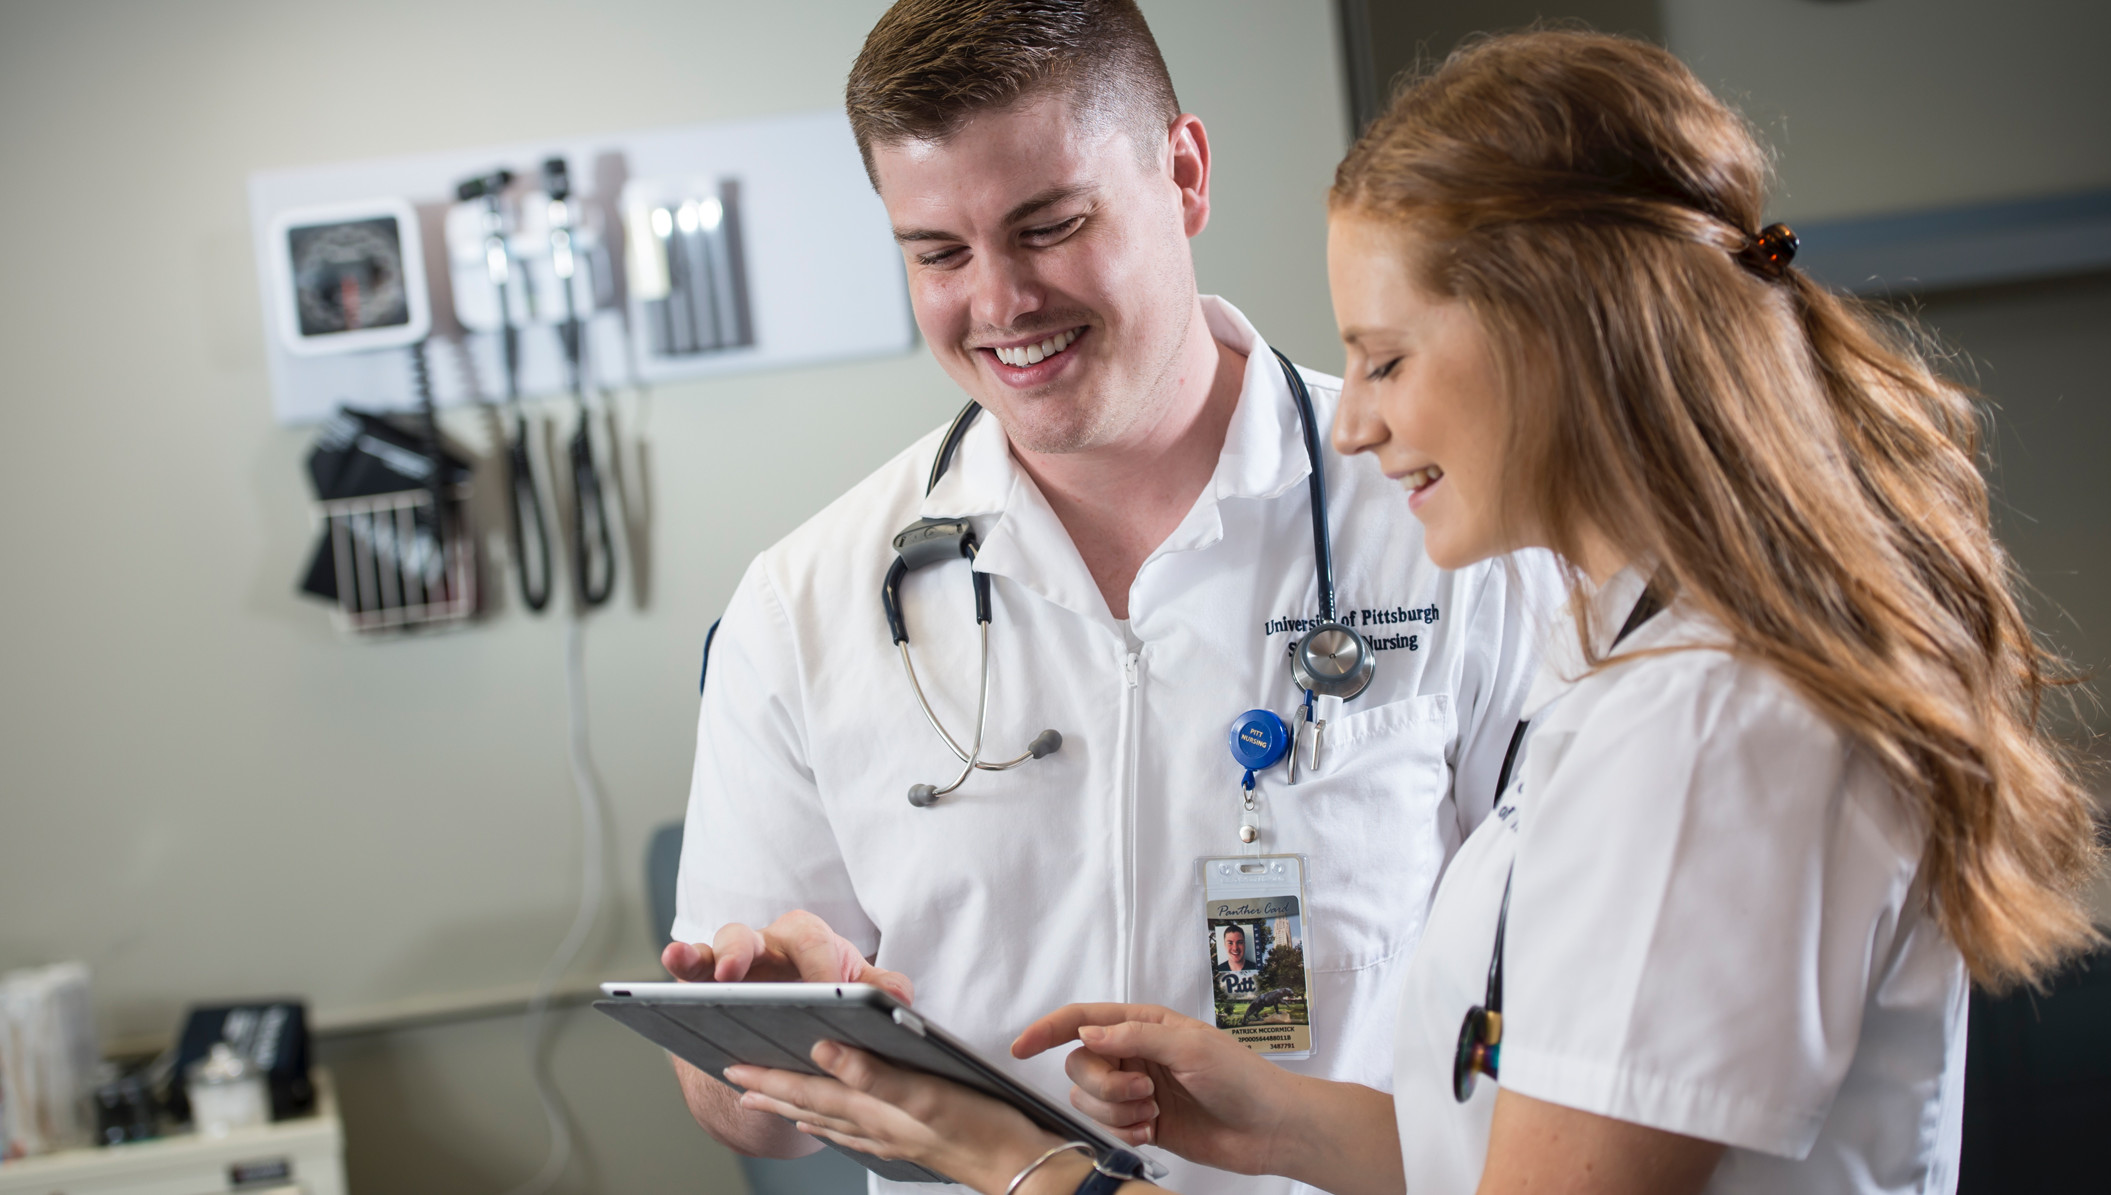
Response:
[1074,1020,1199,1069]
[1064,1045,1152,1103]
[1013,1003,1182,1059]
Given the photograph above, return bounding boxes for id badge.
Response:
[1198,854,1314,1058]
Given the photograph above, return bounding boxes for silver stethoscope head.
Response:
[1290,619,1375,700]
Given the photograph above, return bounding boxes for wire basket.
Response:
[313,487,476,632]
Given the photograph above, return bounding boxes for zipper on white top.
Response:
[1118,650,1142,1001]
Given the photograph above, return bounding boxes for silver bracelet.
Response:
[1005,1141,1093,1195]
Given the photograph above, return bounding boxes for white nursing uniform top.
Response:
[1393,570,1969,1194]
[675,297,1557,1195]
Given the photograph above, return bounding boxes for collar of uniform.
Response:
[1200,295,1312,505]
[1118,297,1313,576]
[1519,564,1653,719]
[917,402,1013,520]
[910,360,1107,625]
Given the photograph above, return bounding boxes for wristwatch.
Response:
[1073,1149,1150,1195]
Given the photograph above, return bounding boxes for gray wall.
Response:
[1348,0,2111,914]
[1663,0,2111,222]
[0,1,1346,1190]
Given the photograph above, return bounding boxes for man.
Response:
[1216,924,1250,974]
[663,3,1550,1192]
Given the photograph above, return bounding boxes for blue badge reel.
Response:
[1229,709,1291,778]
[1229,709,1290,846]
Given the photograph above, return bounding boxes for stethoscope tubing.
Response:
[916,623,992,802]
[508,409,555,613]
[1272,348,1340,620]
[895,638,1045,773]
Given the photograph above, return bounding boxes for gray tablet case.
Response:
[595,983,1156,1184]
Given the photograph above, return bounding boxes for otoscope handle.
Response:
[507,420,553,613]
[570,416,616,607]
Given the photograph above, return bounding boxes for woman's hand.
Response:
[1011,1004,1298,1173]
[1013,1004,1403,1195]
[726,1042,1063,1195]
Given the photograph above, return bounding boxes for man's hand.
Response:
[662,910,914,1157]
[660,909,915,1002]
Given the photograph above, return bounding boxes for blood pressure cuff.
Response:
[306,406,471,500]
[299,406,472,604]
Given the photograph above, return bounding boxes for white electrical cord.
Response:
[504,615,608,1195]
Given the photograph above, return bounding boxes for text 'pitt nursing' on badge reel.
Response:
[1229,709,1291,848]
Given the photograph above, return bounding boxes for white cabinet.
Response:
[0,1070,344,1195]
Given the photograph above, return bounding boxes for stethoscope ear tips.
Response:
[1026,730,1062,759]
[907,784,942,808]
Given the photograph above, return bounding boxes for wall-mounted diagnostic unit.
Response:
[267,198,431,357]
[248,112,915,425]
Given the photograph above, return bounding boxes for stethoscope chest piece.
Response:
[1290,620,1375,700]
[1453,1004,1501,1101]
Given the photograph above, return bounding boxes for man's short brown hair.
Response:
[845,0,1181,186]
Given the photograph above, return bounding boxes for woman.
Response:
[725,30,2101,1195]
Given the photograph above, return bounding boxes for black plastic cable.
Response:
[507,408,553,612]
[570,411,616,607]
[548,155,617,610]
[499,257,553,614]
[410,339,448,571]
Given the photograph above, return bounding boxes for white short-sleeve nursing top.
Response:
[1392,570,1969,1194]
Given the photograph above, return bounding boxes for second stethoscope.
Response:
[881,349,1377,809]
[1453,585,1662,1102]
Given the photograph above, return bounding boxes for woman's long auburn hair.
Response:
[1333,29,2100,990]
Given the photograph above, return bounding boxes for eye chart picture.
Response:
[1208,895,1310,1054]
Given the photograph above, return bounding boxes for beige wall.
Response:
[0,1,1347,1190]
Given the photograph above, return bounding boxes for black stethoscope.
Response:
[1453,585,1662,1102]
[881,349,1377,808]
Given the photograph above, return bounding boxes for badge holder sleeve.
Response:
[1196,853,1315,1060]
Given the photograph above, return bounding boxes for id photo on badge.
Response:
[1202,855,1313,1056]
[1210,906,1308,1044]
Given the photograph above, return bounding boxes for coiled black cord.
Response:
[410,339,448,584]
[509,407,554,612]
[569,407,616,607]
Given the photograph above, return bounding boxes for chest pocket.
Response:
[1276,692,1456,974]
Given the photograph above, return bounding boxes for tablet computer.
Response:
[595,982,1163,1184]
